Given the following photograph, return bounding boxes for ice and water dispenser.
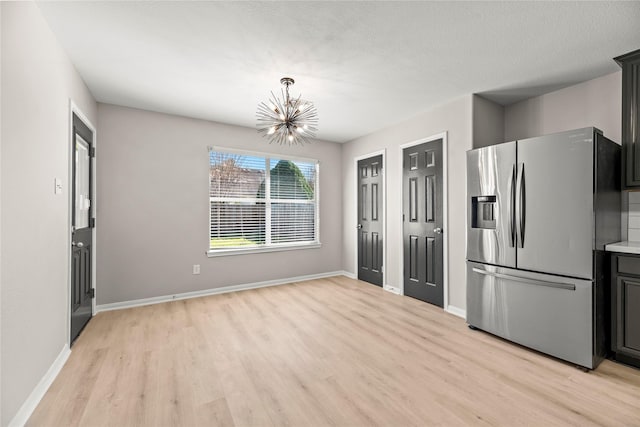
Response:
[471,196,496,229]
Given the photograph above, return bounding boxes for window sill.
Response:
[207,242,322,257]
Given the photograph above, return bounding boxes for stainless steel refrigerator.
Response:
[466,127,620,369]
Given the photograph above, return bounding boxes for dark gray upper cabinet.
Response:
[615,49,640,188]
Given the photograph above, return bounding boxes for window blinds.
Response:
[209,149,318,250]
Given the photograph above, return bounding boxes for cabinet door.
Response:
[615,49,640,188]
[614,276,640,357]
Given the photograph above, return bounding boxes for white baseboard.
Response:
[9,345,71,427]
[383,284,401,295]
[341,270,357,279]
[96,271,348,313]
[445,305,466,319]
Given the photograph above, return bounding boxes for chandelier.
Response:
[256,77,318,145]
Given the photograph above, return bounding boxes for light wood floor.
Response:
[28,276,640,426]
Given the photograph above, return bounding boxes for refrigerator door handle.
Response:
[520,164,526,246]
[516,163,526,248]
[471,268,576,291]
[508,164,516,247]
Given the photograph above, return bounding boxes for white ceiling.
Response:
[37,1,640,143]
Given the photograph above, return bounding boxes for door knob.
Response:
[72,241,84,248]
[433,227,443,234]
[357,224,363,229]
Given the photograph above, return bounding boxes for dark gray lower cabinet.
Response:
[611,254,640,368]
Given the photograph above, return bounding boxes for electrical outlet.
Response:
[192,264,200,275]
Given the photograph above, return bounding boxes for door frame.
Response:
[399,132,449,309]
[67,100,97,345]
[353,149,387,289]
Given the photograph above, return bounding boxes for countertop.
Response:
[605,241,640,255]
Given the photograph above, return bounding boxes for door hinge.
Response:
[90,147,96,158]
[89,288,95,298]
[90,217,96,228]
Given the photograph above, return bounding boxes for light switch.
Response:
[54,178,63,195]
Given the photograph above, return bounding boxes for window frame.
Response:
[207,146,321,257]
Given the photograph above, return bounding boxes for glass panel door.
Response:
[75,135,91,229]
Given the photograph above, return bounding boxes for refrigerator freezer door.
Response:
[467,261,594,368]
[517,128,594,279]
[467,141,517,268]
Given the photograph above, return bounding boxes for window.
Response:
[208,147,320,255]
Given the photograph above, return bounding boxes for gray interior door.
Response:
[70,113,94,344]
[403,140,444,306]
[516,129,593,279]
[357,155,383,286]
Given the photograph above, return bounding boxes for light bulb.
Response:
[279,114,285,120]
[288,134,294,142]
[297,126,304,133]
[267,127,276,135]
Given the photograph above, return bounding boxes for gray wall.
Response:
[472,95,505,148]
[96,104,343,305]
[505,71,621,142]
[341,96,473,312]
[0,3,97,425]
